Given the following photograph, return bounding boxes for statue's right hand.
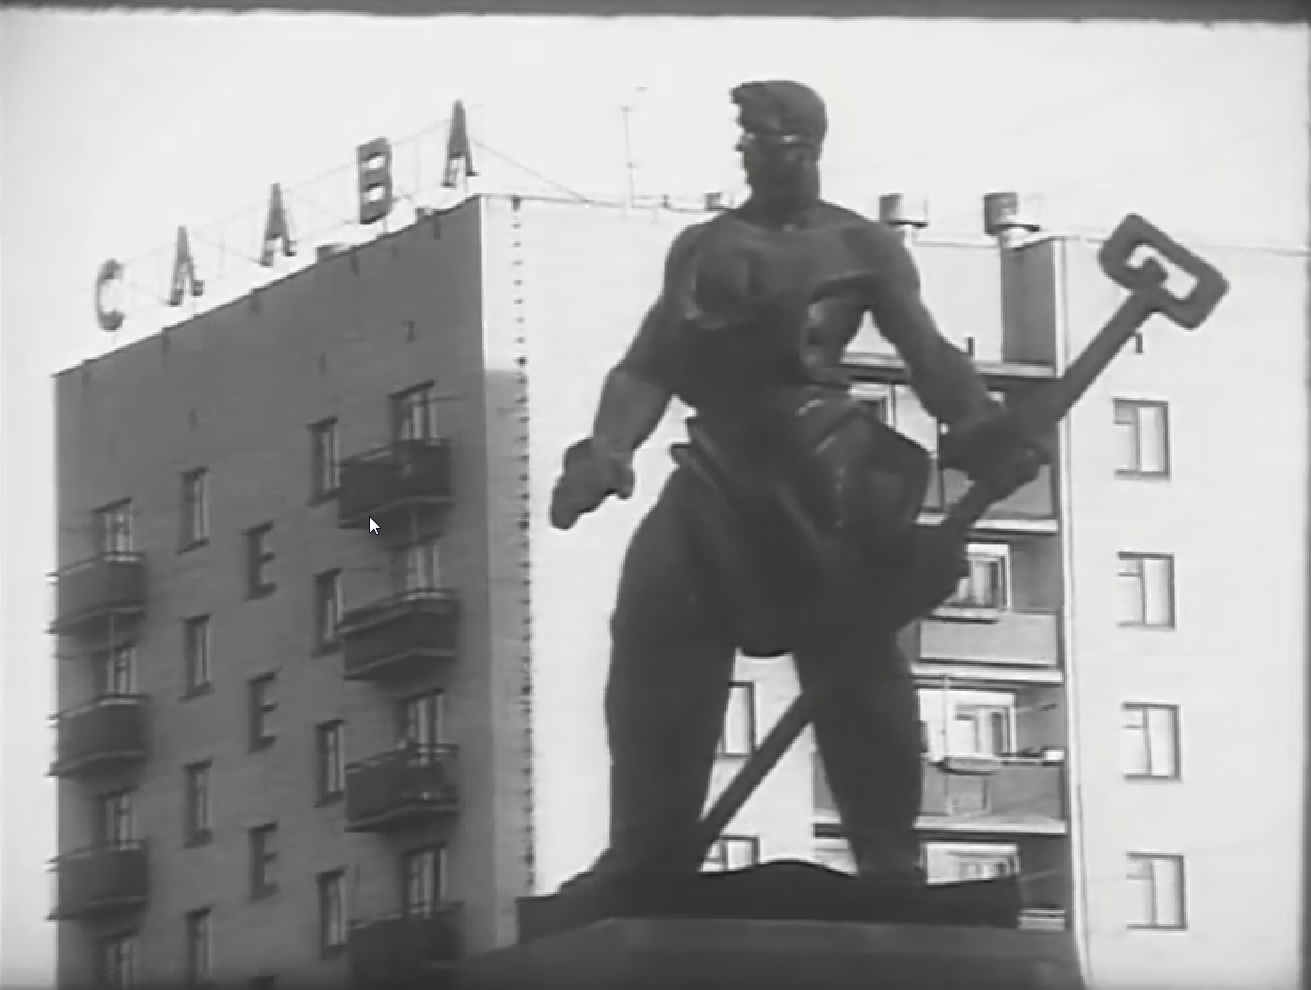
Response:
[549,438,635,531]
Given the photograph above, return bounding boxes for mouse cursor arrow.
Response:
[368,518,380,534]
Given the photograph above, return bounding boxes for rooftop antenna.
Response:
[618,87,647,210]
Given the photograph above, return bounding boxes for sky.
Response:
[0,11,1306,985]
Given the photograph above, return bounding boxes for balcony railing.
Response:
[338,440,454,530]
[50,695,148,778]
[919,758,1066,830]
[50,553,147,642]
[815,758,1065,831]
[922,465,1056,529]
[339,589,460,682]
[348,905,462,985]
[50,841,149,921]
[905,610,1061,668]
[345,744,460,833]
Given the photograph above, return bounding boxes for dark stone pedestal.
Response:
[454,918,1084,990]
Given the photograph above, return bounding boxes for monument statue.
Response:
[547,79,1047,902]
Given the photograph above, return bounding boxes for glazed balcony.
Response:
[50,841,148,921]
[348,906,463,985]
[815,758,1066,834]
[338,440,454,531]
[50,695,148,779]
[339,589,460,682]
[904,610,1061,669]
[50,553,147,643]
[345,744,460,833]
[922,466,1057,534]
[919,758,1066,833]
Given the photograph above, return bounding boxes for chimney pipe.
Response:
[983,191,1040,249]
[878,193,929,243]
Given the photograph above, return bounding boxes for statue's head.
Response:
[731,81,827,206]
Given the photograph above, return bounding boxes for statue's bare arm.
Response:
[590,224,708,461]
[851,222,999,427]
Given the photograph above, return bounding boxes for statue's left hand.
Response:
[939,407,1049,500]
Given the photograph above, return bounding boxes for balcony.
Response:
[339,590,460,682]
[50,695,148,778]
[345,744,460,833]
[338,440,454,532]
[815,758,1066,834]
[905,610,1061,669]
[922,466,1057,534]
[50,553,147,644]
[50,842,148,921]
[348,906,462,985]
[919,758,1066,833]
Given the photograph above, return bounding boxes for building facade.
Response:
[50,194,1305,989]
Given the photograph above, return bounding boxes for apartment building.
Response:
[49,193,1305,990]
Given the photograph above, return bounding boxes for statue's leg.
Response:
[593,469,738,881]
[795,620,925,883]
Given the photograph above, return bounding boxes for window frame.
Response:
[1126,853,1188,930]
[317,869,349,956]
[96,645,137,697]
[1113,398,1171,479]
[313,570,344,653]
[244,523,277,599]
[184,908,214,986]
[179,468,210,550]
[96,499,135,555]
[99,932,138,989]
[248,674,278,751]
[390,540,442,596]
[705,835,761,872]
[1117,552,1177,629]
[183,760,213,847]
[1122,703,1182,781]
[315,720,346,804]
[391,382,439,444]
[717,681,757,759]
[400,846,446,918]
[248,824,279,899]
[310,418,341,501]
[182,616,212,697]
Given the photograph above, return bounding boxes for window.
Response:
[95,646,136,697]
[180,469,209,548]
[398,692,444,749]
[1122,704,1181,779]
[100,933,137,988]
[951,704,1013,757]
[401,847,446,917]
[310,418,340,499]
[705,836,760,872]
[392,383,439,442]
[813,836,856,874]
[100,790,136,845]
[185,909,213,986]
[183,616,211,694]
[315,721,346,802]
[1117,553,1175,628]
[317,869,348,955]
[944,544,1010,610]
[949,850,1019,880]
[1114,400,1170,477]
[96,500,134,555]
[248,675,277,750]
[245,524,276,597]
[391,540,441,594]
[1126,854,1186,929]
[923,841,1020,884]
[719,682,756,758]
[313,570,343,652]
[184,761,212,845]
[249,824,279,898]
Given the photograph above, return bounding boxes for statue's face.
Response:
[736,128,819,197]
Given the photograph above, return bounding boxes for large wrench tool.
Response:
[687,214,1231,867]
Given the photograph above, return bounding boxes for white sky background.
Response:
[0,12,1306,984]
